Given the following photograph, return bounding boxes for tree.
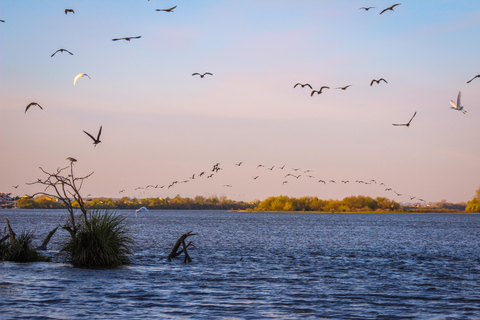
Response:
[466,186,480,212]
[26,162,133,268]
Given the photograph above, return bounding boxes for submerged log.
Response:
[167,231,196,262]
[5,216,15,243]
[36,227,58,250]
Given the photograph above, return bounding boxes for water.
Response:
[1,210,479,319]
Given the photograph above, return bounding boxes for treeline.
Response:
[15,194,469,212]
[16,195,256,211]
[254,195,401,212]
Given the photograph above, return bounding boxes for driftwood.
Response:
[36,227,58,250]
[5,217,15,243]
[167,231,196,263]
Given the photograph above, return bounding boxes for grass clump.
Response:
[0,230,51,263]
[61,210,134,268]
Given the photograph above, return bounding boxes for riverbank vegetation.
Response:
[466,186,480,212]
[14,194,468,212]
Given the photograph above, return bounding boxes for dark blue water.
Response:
[1,210,479,319]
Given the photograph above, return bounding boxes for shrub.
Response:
[61,210,134,268]
[0,230,50,263]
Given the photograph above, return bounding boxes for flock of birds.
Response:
[4,3,477,203]
[118,160,427,204]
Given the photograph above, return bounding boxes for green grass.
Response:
[0,230,51,263]
[61,209,134,268]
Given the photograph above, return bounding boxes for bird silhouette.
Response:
[0,20,5,22]
[450,91,467,114]
[336,85,352,90]
[13,185,19,188]
[65,9,75,14]
[51,49,73,57]
[83,126,102,147]
[467,75,480,84]
[112,36,141,41]
[318,180,326,184]
[311,86,330,96]
[294,83,312,89]
[253,176,259,180]
[156,6,177,12]
[192,72,213,78]
[66,157,77,162]
[235,162,243,166]
[359,7,375,11]
[74,73,91,86]
[380,3,401,15]
[24,102,43,113]
[392,111,417,127]
[370,78,388,86]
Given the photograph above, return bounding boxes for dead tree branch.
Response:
[167,231,196,263]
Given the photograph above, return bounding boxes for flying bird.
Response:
[74,73,91,86]
[294,83,312,89]
[0,20,5,22]
[392,111,417,127]
[13,185,19,188]
[66,157,77,162]
[112,36,142,41]
[359,7,375,11]
[192,72,213,78]
[51,49,73,57]
[318,180,326,184]
[380,3,401,15]
[24,102,43,113]
[65,9,75,14]
[466,75,480,84]
[156,6,177,12]
[310,86,330,96]
[370,78,388,86]
[83,126,102,147]
[235,162,243,166]
[253,176,260,180]
[336,85,352,90]
[450,91,467,114]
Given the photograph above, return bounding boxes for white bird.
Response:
[135,206,149,218]
[74,73,91,86]
[450,91,467,114]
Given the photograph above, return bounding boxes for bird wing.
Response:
[66,50,73,55]
[51,50,60,57]
[192,73,200,76]
[112,38,121,41]
[25,103,32,113]
[83,130,96,142]
[294,83,300,88]
[168,6,177,11]
[204,72,213,76]
[380,78,388,83]
[407,112,417,124]
[96,126,102,140]
[467,75,480,83]
[370,79,376,86]
[449,100,457,108]
[379,8,388,14]
[73,73,83,85]
[457,91,461,107]
[392,123,405,126]
[84,73,91,79]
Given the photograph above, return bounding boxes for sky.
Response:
[1,1,479,204]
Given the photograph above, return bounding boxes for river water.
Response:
[1,209,479,319]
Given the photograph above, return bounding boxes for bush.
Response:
[0,230,50,263]
[61,210,134,268]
